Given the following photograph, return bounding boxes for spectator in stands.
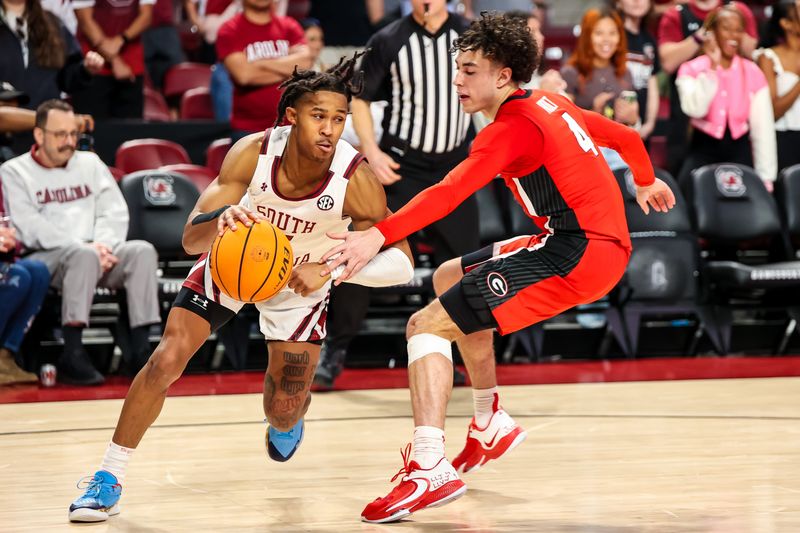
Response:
[41,0,77,35]
[0,99,160,385]
[657,0,758,175]
[0,0,104,110]
[300,17,325,72]
[216,0,311,141]
[0,212,49,386]
[617,0,660,141]
[142,0,185,89]
[676,5,776,189]
[755,0,800,172]
[71,0,154,119]
[562,8,639,127]
[183,0,239,64]
[506,9,566,93]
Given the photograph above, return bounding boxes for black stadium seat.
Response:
[691,163,800,353]
[607,168,720,356]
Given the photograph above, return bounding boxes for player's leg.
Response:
[361,301,467,523]
[434,242,530,474]
[262,340,320,461]
[69,288,236,522]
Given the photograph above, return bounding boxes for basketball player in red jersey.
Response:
[68,55,414,523]
[322,13,676,523]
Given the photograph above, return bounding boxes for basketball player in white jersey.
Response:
[68,55,414,522]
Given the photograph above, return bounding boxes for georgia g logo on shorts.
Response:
[486,272,508,297]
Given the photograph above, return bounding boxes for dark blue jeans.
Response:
[0,259,50,353]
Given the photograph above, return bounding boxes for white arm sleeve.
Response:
[330,247,414,288]
[749,86,778,184]
[676,70,719,118]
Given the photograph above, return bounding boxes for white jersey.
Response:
[185,125,366,342]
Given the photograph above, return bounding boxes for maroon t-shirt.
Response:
[216,13,305,131]
[72,0,155,76]
[150,0,175,27]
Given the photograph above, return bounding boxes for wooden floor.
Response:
[1,377,799,532]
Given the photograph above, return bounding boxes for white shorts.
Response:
[182,253,330,342]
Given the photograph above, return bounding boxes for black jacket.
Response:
[0,12,92,109]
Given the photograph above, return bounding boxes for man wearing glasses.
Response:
[0,99,160,385]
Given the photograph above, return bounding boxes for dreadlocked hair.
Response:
[452,11,538,84]
[273,51,366,127]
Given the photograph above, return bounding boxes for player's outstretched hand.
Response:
[288,262,329,297]
[320,226,386,285]
[636,178,676,215]
[217,205,264,235]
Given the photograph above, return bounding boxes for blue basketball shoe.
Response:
[68,470,122,522]
[266,418,304,462]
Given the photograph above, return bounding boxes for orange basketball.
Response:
[209,221,293,303]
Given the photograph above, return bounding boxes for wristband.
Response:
[120,33,131,45]
[692,32,704,46]
[191,205,230,225]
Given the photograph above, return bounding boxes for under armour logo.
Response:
[191,294,209,310]
[261,182,268,192]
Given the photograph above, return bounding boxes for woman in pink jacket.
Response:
[676,4,777,190]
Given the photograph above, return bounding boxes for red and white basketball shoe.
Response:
[361,444,467,523]
[451,408,527,474]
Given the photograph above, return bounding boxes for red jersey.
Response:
[216,13,305,132]
[374,89,656,253]
[72,0,155,76]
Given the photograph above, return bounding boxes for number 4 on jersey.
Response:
[536,95,599,156]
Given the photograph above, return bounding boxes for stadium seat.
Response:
[691,163,800,353]
[775,164,800,254]
[159,163,216,191]
[108,166,125,183]
[115,138,191,174]
[180,87,214,120]
[606,168,719,356]
[163,62,212,103]
[144,87,171,122]
[205,137,232,176]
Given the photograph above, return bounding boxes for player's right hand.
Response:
[365,147,402,185]
[217,205,264,235]
[637,178,676,215]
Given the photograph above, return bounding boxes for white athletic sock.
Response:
[473,387,499,427]
[100,441,135,483]
[412,426,445,469]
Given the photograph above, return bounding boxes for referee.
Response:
[314,0,478,388]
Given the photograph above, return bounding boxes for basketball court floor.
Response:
[1,376,798,532]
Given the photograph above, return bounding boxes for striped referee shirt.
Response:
[359,14,471,156]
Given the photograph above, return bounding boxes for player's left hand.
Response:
[320,226,385,285]
[636,177,676,215]
[288,262,329,297]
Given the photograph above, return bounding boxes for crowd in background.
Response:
[1,0,799,386]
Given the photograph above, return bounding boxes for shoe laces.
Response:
[390,443,414,482]
[76,475,103,496]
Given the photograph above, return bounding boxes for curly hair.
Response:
[452,11,538,85]
[568,7,628,85]
[273,51,365,127]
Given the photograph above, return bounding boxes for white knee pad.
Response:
[407,334,453,365]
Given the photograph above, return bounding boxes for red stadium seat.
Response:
[205,137,232,175]
[144,87,171,122]
[163,62,212,102]
[115,138,191,174]
[160,163,216,191]
[180,87,214,120]
[108,166,126,182]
